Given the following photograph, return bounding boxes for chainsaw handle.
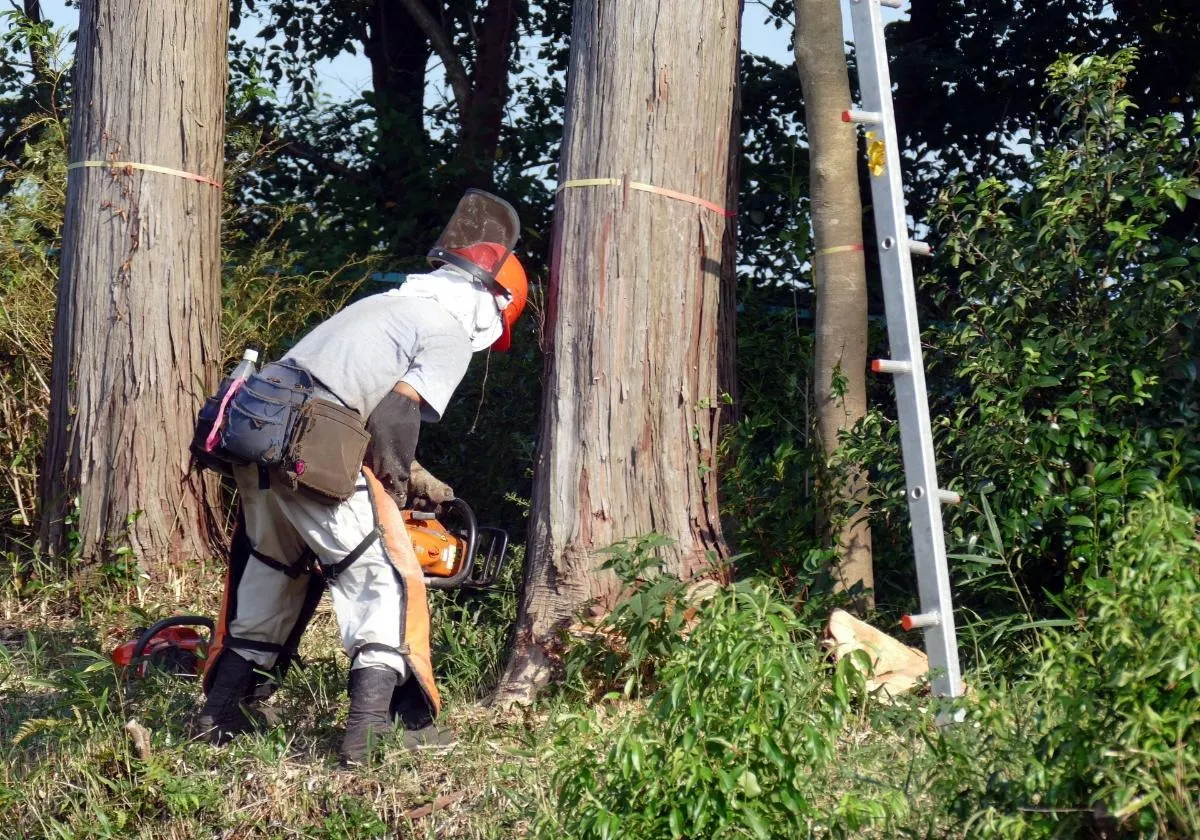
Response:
[128,615,215,672]
[423,498,478,590]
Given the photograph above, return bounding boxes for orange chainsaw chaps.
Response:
[203,563,236,692]
[363,467,442,716]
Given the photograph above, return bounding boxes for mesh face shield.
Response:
[427,189,521,288]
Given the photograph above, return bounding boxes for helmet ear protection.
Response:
[437,243,528,352]
[484,251,527,352]
[428,190,527,351]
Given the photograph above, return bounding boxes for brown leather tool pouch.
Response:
[281,399,370,504]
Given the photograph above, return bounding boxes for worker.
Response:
[193,189,528,765]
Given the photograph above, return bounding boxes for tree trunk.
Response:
[453,0,520,190]
[795,0,874,610]
[39,0,228,571]
[364,0,433,204]
[495,0,741,704]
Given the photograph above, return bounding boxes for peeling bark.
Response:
[39,0,228,571]
[495,0,741,704]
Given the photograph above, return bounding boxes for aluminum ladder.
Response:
[843,0,963,700]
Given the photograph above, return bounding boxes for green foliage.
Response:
[720,301,831,584]
[428,543,523,703]
[561,534,695,699]
[534,580,916,840]
[843,49,1200,621]
[884,0,1200,217]
[0,108,63,549]
[932,490,1200,838]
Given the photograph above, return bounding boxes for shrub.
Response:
[0,116,64,549]
[933,489,1200,837]
[842,49,1200,622]
[719,300,834,586]
[532,580,917,840]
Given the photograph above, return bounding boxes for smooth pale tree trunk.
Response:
[495,0,741,703]
[40,0,228,571]
[795,0,874,610]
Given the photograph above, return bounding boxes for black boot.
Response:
[401,724,457,751]
[391,678,456,752]
[339,666,399,766]
[195,650,258,744]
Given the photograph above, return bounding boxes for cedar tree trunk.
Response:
[495,0,741,703]
[40,0,228,571]
[795,0,874,609]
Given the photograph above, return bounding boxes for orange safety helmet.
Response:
[447,242,528,352]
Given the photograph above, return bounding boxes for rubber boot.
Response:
[195,650,258,744]
[401,724,457,751]
[339,666,399,766]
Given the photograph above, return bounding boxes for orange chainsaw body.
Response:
[403,511,468,578]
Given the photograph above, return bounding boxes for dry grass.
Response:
[0,556,547,840]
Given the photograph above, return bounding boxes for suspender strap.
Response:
[249,547,312,579]
[245,527,380,586]
[317,526,384,583]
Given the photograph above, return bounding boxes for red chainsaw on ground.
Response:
[111,499,510,678]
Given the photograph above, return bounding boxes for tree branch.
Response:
[229,111,370,184]
[393,0,472,113]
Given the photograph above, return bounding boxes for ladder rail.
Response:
[846,0,963,698]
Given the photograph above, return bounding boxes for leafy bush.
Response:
[843,49,1200,621]
[933,489,1200,837]
[559,534,699,700]
[720,300,834,585]
[533,580,919,840]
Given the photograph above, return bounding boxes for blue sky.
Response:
[31,2,903,130]
[36,0,813,98]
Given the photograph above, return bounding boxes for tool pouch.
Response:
[221,363,313,466]
[280,399,370,504]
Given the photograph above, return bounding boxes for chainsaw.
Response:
[111,498,510,678]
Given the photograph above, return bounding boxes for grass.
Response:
[0,550,554,839]
[0,549,955,840]
[16,518,1192,840]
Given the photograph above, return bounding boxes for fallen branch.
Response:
[405,789,466,821]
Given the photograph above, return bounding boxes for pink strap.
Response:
[203,378,244,452]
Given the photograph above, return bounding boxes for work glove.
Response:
[365,390,421,506]
[408,460,455,507]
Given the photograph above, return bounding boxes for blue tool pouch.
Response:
[221,362,314,466]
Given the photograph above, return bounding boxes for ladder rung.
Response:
[871,358,912,375]
[901,611,941,631]
[908,240,932,257]
[937,489,962,506]
[841,108,882,125]
[878,0,904,8]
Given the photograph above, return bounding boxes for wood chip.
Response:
[125,718,152,760]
